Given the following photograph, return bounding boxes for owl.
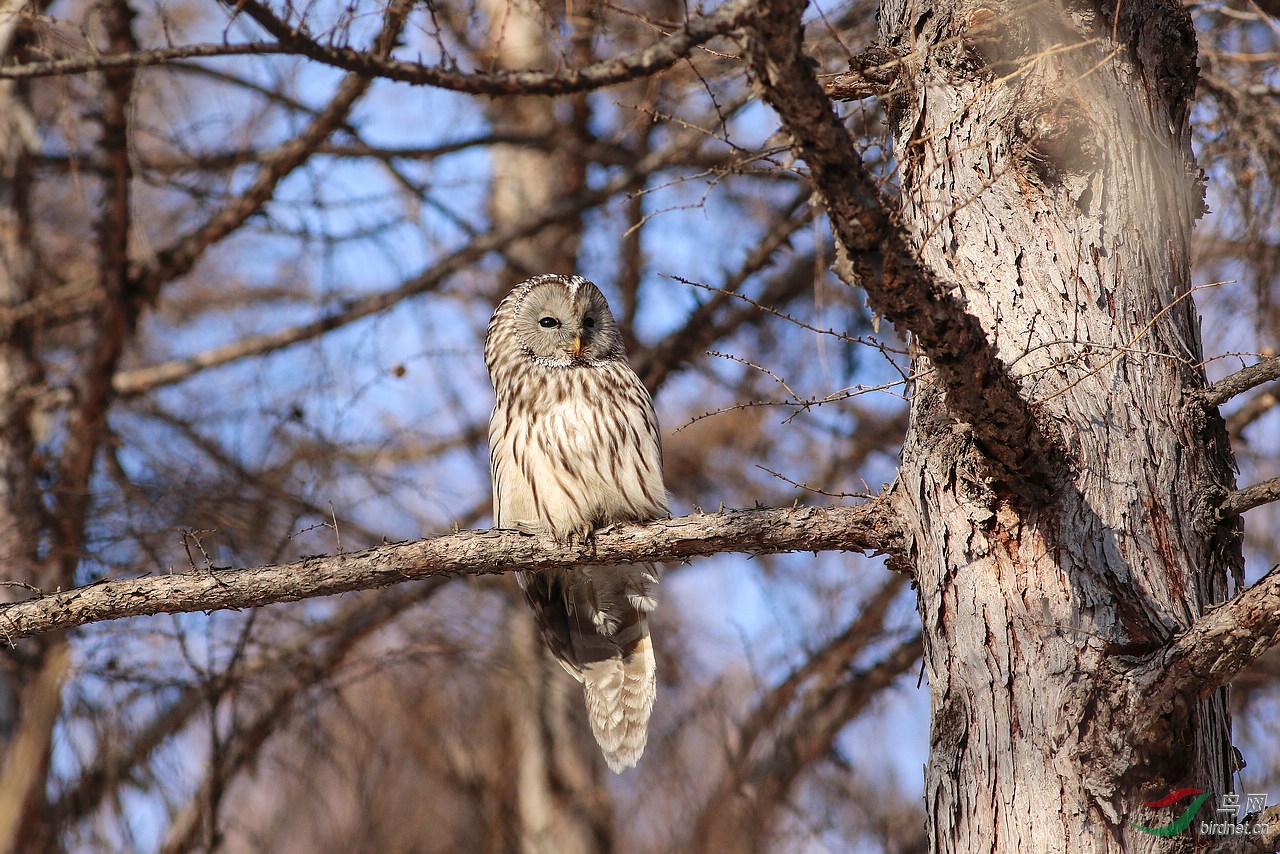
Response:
[485,274,667,773]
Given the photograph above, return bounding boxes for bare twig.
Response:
[636,222,822,391]
[113,150,658,396]
[51,578,446,825]
[132,0,414,301]
[152,580,446,854]
[0,41,288,79]
[690,574,922,853]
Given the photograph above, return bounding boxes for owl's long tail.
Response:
[518,564,659,772]
[580,631,656,773]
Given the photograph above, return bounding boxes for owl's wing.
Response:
[489,406,538,532]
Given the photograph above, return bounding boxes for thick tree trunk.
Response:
[880,1,1240,851]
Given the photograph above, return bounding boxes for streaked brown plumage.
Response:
[485,274,667,773]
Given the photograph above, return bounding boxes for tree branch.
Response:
[112,145,658,396]
[132,0,413,301]
[0,504,902,642]
[690,571,922,854]
[226,0,754,96]
[51,580,444,826]
[1220,475,1280,517]
[1130,564,1280,726]
[636,194,818,392]
[0,41,288,79]
[743,0,1058,500]
[1200,354,1280,408]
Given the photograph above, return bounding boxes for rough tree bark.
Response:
[740,0,1275,848]
[877,1,1239,851]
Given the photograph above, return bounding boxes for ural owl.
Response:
[485,274,667,772]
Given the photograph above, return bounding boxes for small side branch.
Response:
[1200,354,1280,408]
[1220,476,1280,518]
[113,148,662,396]
[132,0,414,300]
[0,504,903,642]
[1129,565,1280,728]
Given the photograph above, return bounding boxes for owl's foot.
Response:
[557,525,599,549]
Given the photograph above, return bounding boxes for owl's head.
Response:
[508,275,624,366]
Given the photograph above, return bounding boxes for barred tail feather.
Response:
[519,565,660,771]
[580,633,656,773]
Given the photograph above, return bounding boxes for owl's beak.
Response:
[570,336,584,357]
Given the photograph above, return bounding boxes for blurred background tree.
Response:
[0,0,1276,851]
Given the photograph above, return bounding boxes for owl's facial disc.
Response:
[516,281,619,365]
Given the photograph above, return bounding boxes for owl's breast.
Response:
[515,368,665,536]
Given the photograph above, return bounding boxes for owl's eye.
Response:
[582,316,595,329]
[538,317,560,329]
